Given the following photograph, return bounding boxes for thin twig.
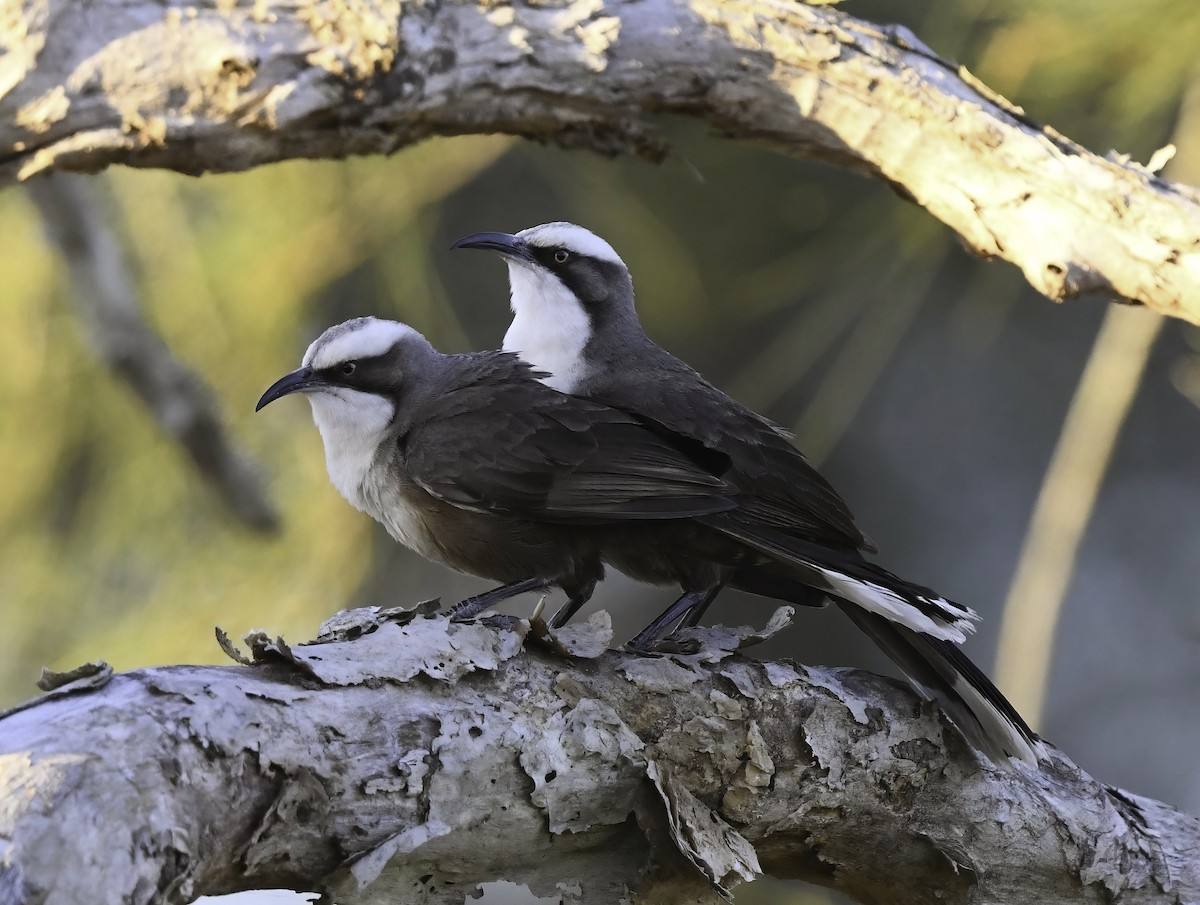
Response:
[26,172,280,532]
[992,73,1200,727]
[993,304,1162,726]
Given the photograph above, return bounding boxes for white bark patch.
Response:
[707,690,744,721]
[721,721,776,819]
[541,609,614,659]
[762,661,803,688]
[521,0,621,73]
[0,752,89,824]
[718,662,764,699]
[647,760,762,896]
[669,606,794,657]
[248,615,530,686]
[801,665,871,724]
[363,748,430,796]
[619,656,705,693]
[298,0,402,79]
[15,85,67,132]
[631,608,794,684]
[67,18,254,145]
[0,0,49,100]
[347,821,455,889]
[517,698,646,835]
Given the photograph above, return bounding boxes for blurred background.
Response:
[3,0,1200,901]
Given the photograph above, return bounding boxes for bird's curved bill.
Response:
[256,367,325,411]
[451,231,536,263]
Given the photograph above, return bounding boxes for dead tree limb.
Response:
[0,607,1196,905]
[2,0,1199,322]
[25,172,279,532]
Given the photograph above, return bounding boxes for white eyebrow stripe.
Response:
[303,318,418,369]
[516,222,625,267]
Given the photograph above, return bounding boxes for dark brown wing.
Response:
[583,348,873,552]
[402,357,736,523]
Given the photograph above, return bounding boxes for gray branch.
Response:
[2,1,1199,322]
[1,606,1196,905]
[25,172,279,532]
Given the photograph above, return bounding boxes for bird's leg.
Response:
[547,578,598,630]
[625,581,727,652]
[673,572,733,630]
[448,577,552,621]
[679,600,714,629]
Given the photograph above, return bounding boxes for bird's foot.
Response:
[624,634,702,656]
[447,597,489,621]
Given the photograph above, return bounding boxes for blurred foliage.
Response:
[969,0,1200,153]
[1,5,1199,887]
[0,137,512,699]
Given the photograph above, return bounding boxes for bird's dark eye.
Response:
[554,250,570,264]
[341,362,357,376]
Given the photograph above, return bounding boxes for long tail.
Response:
[839,604,1040,765]
[708,519,978,643]
[703,516,1039,764]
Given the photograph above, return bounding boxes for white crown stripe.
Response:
[304,318,419,370]
[517,222,625,267]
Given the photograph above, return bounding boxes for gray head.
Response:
[453,222,640,392]
[256,317,437,502]
[257,317,436,411]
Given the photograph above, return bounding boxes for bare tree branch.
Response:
[25,172,279,532]
[2,1,1199,321]
[0,607,1195,905]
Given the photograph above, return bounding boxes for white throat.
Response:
[306,388,395,509]
[502,263,591,393]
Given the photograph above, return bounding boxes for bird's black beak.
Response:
[256,366,325,411]
[451,231,536,264]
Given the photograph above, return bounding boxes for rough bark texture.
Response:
[1,0,1199,322]
[1,606,1196,905]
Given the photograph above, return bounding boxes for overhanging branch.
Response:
[1,607,1196,905]
[2,1,1199,321]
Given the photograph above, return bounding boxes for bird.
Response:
[452,222,1041,764]
[255,316,740,624]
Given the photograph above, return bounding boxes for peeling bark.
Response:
[1,0,1199,322]
[1,606,1196,905]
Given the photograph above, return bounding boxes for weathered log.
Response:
[1,606,1195,905]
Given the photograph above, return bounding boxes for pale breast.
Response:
[357,465,445,564]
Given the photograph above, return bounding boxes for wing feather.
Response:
[587,356,874,553]
[403,361,735,523]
